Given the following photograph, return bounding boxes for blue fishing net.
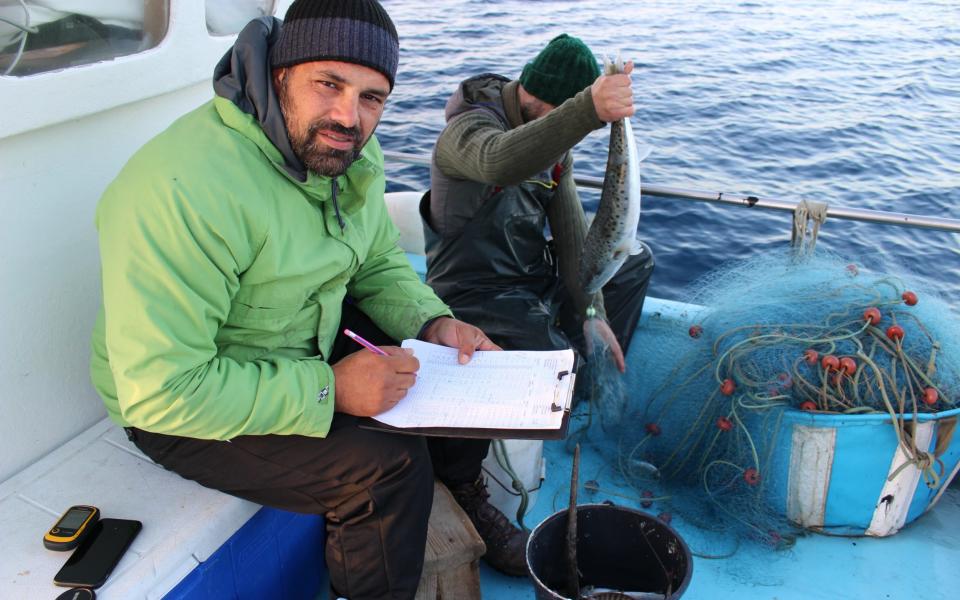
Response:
[569,250,960,552]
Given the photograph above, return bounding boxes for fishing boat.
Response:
[2,1,958,599]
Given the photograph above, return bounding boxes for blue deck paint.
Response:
[480,437,960,599]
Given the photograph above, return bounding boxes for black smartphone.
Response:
[53,518,142,588]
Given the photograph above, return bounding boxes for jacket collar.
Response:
[502,80,525,129]
[213,17,307,181]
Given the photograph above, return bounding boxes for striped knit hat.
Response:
[270,0,399,89]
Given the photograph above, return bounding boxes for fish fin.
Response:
[630,238,645,256]
[603,54,615,76]
[615,50,624,73]
[635,143,653,163]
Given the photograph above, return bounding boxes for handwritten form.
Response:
[371,340,576,430]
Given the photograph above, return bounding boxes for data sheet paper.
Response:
[371,339,575,430]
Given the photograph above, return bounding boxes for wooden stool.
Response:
[415,481,486,600]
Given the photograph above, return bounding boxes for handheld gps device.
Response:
[44,505,100,551]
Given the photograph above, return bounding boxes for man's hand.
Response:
[332,346,420,416]
[421,317,501,364]
[583,318,626,373]
[591,60,635,123]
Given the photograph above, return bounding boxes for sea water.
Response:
[378,0,960,302]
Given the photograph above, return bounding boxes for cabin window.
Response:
[206,0,276,36]
[0,1,169,77]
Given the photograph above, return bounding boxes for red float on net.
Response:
[720,378,736,396]
[839,357,857,376]
[641,490,654,508]
[863,307,881,325]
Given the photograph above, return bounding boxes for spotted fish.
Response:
[578,53,649,297]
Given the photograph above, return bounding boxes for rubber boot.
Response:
[448,475,529,577]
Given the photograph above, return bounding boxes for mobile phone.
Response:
[53,518,142,588]
[44,505,100,551]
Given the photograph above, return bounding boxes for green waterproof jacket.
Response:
[90,97,452,439]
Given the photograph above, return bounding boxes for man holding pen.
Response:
[89,1,506,598]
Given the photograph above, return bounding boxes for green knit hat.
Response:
[519,34,601,106]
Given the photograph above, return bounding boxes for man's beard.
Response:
[293,119,362,177]
[278,81,363,177]
[520,98,549,123]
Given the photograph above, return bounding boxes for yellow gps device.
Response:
[44,505,100,551]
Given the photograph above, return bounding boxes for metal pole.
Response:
[384,150,431,167]
[383,150,960,234]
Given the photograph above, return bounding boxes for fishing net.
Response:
[569,250,960,552]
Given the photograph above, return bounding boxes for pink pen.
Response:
[344,328,388,356]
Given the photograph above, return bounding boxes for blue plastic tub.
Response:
[761,406,960,536]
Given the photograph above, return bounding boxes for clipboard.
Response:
[360,371,576,440]
[359,342,578,440]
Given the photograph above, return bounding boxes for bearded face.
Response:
[277,78,363,176]
[273,61,390,178]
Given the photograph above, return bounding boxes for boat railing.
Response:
[383,150,960,234]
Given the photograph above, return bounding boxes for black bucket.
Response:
[526,504,693,599]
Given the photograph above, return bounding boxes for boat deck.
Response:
[480,435,960,599]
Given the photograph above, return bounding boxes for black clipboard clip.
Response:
[552,369,572,411]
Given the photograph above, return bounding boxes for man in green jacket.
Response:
[422,34,656,575]
[90,1,498,598]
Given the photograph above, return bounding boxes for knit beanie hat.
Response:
[270,0,400,90]
[519,34,601,106]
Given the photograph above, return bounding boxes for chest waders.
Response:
[422,163,572,352]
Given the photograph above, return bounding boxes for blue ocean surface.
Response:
[377,0,960,303]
